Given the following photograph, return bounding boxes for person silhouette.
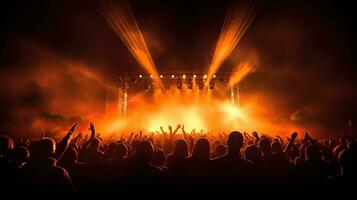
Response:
[212,131,255,187]
[126,140,164,190]
[20,137,76,195]
[184,138,211,186]
[166,139,189,187]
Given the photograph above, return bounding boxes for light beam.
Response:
[101,0,162,87]
[207,0,258,82]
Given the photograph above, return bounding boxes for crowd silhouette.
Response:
[0,123,356,196]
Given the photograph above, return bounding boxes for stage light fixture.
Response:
[213,74,216,78]
[160,75,163,78]
[176,79,183,90]
[130,77,137,83]
[193,74,197,78]
[150,75,153,78]
[139,75,143,78]
[209,81,215,90]
[171,75,175,78]
[203,74,208,79]
[187,79,193,89]
[182,74,186,79]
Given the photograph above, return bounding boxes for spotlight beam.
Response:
[228,61,254,87]
[101,0,162,88]
[207,0,258,82]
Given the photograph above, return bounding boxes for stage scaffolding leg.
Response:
[106,86,117,118]
[230,84,240,107]
[117,86,128,120]
[123,87,128,119]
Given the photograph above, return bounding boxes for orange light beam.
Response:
[228,61,254,87]
[101,0,162,88]
[207,1,258,82]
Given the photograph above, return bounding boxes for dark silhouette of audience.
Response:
[19,137,76,195]
[0,123,356,196]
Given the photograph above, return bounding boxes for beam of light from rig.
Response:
[207,0,258,82]
[101,0,162,87]
[228,61,254,87]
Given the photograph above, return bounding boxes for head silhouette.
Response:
[0,135,14,157]
[227,131,243,154]
[151,148,166,166]
[115,142,128,159]
[173,139,189,158]
[259,138,272,157]
[10,146,29,166]
[105,143,117,159]
[61,146,78,164]
[245,145,262,164]
[271,141,283,154]
[90,138,101,151]
[305,145,321,161]
[134,140,154,163]
[333,144,346,160]
[192,138,210,160]
[30,138,56,159]
[338,149,356,175]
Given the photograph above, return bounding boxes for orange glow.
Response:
[228,61,254,87]
[207,1,258,81]
[101,0,162,87]
[95,84,304,138]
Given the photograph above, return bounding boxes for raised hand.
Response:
[291,132,298,140]
[89,122,95,141]
[303,132,311,140]
[73,132,82,144]
[284,132,298,153]
[89,122,95,132]
[128,132,134,142]
[56,122,77,160]
[181,125,186,134]
[160,126,167,134]
[69,122,78,134]
[173,124,181,135]
[243,132,249,139]
[252,131,259,138]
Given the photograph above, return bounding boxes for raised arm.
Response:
[283,132,298,153]
[139,130,143,140]
[89,122,95,142]
[303,132,316,146]
[73,132,82,145]
[182,125,188,141]
[128,132,135,143]
[252,131,260,144]
[56,122,77,160]
[173,124,181,135]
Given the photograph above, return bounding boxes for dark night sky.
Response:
[0,0,356,137]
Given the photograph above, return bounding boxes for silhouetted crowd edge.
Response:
[1,123,356,196]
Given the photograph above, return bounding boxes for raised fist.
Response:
[291,132,298,140]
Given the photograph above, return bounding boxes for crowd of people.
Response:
[0,123,356,196]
